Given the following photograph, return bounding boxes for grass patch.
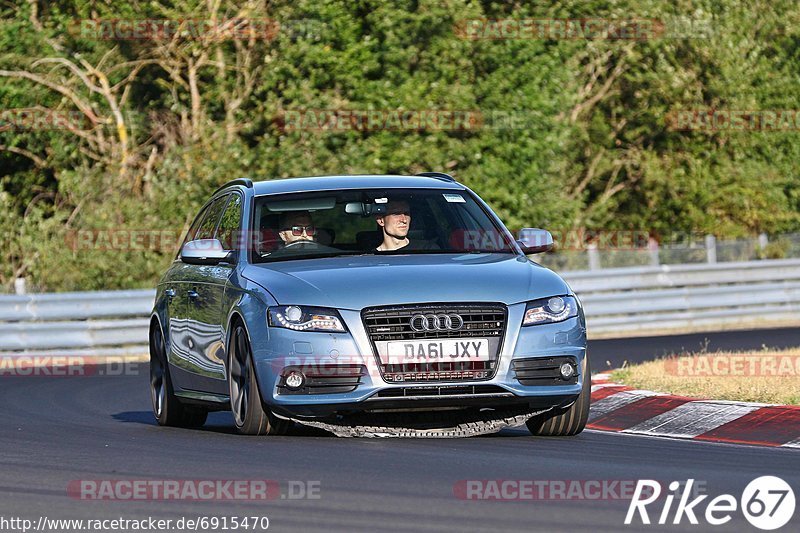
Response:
[609,347,800,405]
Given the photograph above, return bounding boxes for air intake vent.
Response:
[512,356,579,386]
[277,365,366,395]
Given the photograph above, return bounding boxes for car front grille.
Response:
[362,303,506,383]
[512,356,579,386]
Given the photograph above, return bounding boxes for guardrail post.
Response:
[705,235,717,264]
[14,278,26,295]
[587,243,601,270]
[648,237,660,266]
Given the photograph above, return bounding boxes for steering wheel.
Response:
[261,239,338,258]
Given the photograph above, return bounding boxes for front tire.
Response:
[149,322,208,428]
[228,323,290,436]
[526,356,591,436]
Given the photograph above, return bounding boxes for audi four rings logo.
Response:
[409,313,464,331]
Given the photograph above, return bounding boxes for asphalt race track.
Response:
[589,326,800,370]
[1,333,799,532]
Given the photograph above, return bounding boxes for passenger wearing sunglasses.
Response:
[278,211,316,246]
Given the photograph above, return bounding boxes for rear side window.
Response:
[195,195,230,241]
[216,194,243,249]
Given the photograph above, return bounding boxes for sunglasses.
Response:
[283,225,316,236]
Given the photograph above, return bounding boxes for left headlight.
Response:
[268,305,347,333]
[522,296,579,326]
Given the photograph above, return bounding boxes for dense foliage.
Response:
[1,0,799,291]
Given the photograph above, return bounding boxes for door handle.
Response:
[164,288,176,298]
[187,289,199,299]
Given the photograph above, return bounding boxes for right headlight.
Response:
[522,295,578,326]
[267,305,347,333]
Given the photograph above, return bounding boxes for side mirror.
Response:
[517,228,553,254]
[180,238,232,265]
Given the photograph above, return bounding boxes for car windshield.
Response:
[250,188,517,263]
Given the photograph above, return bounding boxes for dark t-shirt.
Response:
[376,239,440,252]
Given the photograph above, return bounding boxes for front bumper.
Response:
[251,302,587,419]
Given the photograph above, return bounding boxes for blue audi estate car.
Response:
[149,173,589,436]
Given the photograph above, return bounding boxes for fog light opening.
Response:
[285,370,305,389]
[559,363,575,380]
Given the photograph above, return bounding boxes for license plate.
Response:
[382,338,490,364]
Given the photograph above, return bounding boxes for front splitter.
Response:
[281,407,554,438]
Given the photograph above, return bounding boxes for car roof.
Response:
[250,174,465,196]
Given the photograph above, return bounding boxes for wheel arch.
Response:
[149,313,165,350]
[223,288,269,364]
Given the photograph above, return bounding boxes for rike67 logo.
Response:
[626,477,795,530]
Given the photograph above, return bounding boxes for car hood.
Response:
[242,254,570,309]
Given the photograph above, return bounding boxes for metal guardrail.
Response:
[568,259,800,336]
[0,318,150,351]
[0,290,156,322]
[1,258,799,353]
[564,258,800,292]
